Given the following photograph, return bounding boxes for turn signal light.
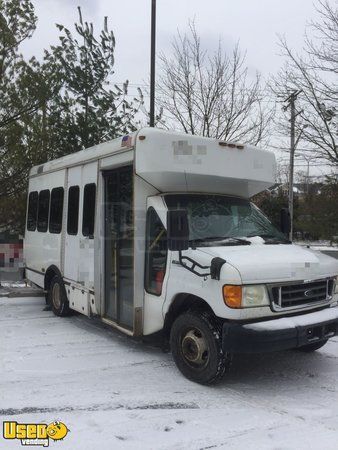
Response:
[223,285,242,308]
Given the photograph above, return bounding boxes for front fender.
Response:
[163,252,242,320]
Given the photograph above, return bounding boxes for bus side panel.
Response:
[64,166,82,282]
[24,170,66,287]
[64,161,97,290]
[78,161,97,290]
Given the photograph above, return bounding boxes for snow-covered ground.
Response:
[1,296,338,450]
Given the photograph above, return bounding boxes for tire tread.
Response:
[48,275,71,317]
[170,309,231,385]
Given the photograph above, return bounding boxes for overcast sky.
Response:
[23,0,322,84]
[22,0,333,177]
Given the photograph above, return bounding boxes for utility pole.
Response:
[149,0,156,127]
[289,92,296,241]
[283,90,301,241]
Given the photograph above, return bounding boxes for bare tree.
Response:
[272,1,337,166]
[157,23,273,145]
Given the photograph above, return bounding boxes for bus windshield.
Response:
[164,194,288,245]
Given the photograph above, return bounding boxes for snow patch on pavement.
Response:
[1,296,338,449]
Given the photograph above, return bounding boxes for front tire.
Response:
[47,275,70,317]
[170,310,231,385]
[296,339,328,352]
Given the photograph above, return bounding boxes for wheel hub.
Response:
[181,328,209,367]
[52,283,61,309]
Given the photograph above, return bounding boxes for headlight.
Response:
[223,284,270,308]
[243,285,270,307]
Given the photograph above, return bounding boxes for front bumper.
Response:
[222,307,338,353]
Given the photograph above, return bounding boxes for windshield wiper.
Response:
[190,236,251,246]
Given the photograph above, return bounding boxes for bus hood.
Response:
[198,243,338,284]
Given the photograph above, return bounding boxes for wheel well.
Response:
[44,265,62,292]
[163,293,214,337]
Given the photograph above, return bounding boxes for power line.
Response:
[107,82,149,88]
[293,164,332,167]
[270,145,320,152]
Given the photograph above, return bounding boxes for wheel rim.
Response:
[181,327,209,368]
[52,283,61,309]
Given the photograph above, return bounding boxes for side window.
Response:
[67,186,80,235]
[145,208,168,295]
[27,191,38,231]
[49,187,64,234]
[82,183,96,238]
[37,190,50,232]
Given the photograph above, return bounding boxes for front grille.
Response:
[270,278,334,310]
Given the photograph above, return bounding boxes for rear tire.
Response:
[296,339,328,352]
[170,310,231,385]
[47,275,70,317]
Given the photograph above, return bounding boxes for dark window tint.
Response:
[67,186,80,235]
[145,208,168,295]
[27,191,38,231]
[49,187,64,234]
[37,190,50,232]
[82,183,96,237]
[165,194,286,243]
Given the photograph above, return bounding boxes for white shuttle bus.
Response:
[24,128,338,384]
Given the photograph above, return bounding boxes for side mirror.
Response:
[280,208,291,235]
[167,209,189,251]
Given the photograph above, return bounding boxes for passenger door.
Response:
[104,166,134,329]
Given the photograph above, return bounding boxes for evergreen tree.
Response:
[0,3,142,232]
[44,7,142,157]
[0,0,47,232]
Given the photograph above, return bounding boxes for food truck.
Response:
[24,128,338,384]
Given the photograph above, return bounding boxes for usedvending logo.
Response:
[3,420,70,447]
